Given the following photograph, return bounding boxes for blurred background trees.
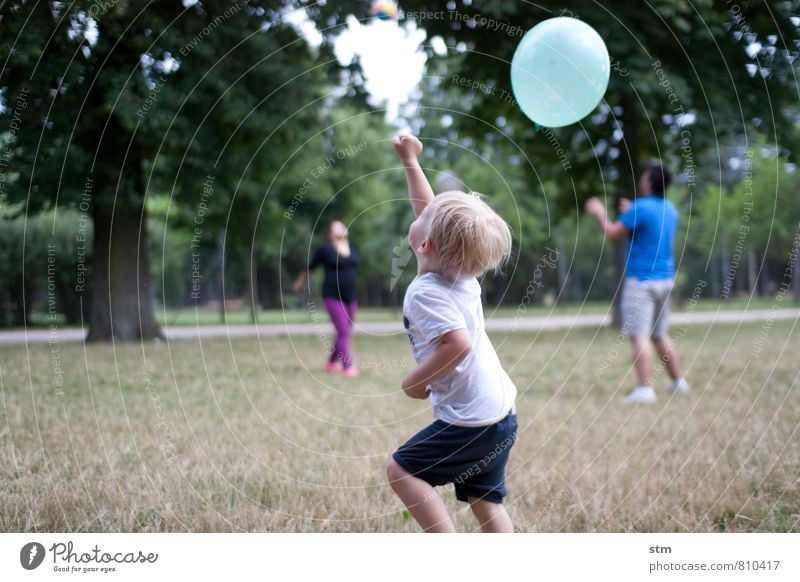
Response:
[2,0,798,335]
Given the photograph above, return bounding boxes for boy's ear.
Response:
[417,238,431,254]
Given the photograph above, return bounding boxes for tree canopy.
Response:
[2,1,798,335]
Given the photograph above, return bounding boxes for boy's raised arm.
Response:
[393,135,434,218]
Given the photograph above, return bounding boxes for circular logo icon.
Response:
[20,542,46,570]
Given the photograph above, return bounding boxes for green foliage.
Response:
[268,105,410,301]
[736,148,800,258]
[0,1,344,329]
[3,1,798,325]
[0,206,91,326]
[310,0,800,204]
[307,0,800,304]
[147,195,192,307]
[0,1,332,210]
[690,142,800,261]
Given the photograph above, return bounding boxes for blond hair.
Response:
[424,191,512,281]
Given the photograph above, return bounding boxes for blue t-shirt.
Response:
[619,196,678,281]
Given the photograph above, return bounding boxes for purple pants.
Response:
[323,298,357,369]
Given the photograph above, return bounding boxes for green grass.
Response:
[1,319,798,532]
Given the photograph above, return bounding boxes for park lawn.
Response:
[1,319,797,532]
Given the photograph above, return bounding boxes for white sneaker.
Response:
[668,378,690,394]
[622,386,657,404]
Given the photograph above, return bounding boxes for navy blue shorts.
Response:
[392,412,518,504]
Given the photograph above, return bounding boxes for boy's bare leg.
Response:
[468,497,513,533]
[387,459,455,532]
[652,335,681,381]
[630,335,655,386]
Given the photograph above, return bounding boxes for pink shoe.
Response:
[324,362,343,374]
[342,367,360,378]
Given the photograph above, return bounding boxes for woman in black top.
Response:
[293,221,360,377]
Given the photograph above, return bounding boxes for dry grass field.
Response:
[1,319,798,532]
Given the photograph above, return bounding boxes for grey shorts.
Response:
[621,278,674,338]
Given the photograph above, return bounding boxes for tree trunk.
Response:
[1,289,12,327]
[709,251,720,298]
[244,248,258,324]
[571,267,583,302]
[793,232,800,303]
[57,279,83,325]
[614,92,639,327]
[217,229,226,323]
[257,263,276,309]
[747,249,758,296]
[555,227,569,302]
[721,242,730,299]
[87,203,163,341]
[758,253,770,297]
[7,283,27,327]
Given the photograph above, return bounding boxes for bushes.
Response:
[0,207,92,327]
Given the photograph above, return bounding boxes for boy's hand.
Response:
[393,134,423,161]
[401,373,430,399]
[618,197,632,214]
[395,134,433,217]
[586,197,629,241]
[584,197,606,219]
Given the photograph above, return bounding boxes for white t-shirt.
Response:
[403,272,517,427]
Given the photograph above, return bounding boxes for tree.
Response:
[1,1,329,340]
[0,205,89,327]
[691,139,800,298]
[309,0,800,319]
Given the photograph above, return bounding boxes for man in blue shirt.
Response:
[585,163,690,404]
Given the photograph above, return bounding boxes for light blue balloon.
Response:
[511,17,610,128]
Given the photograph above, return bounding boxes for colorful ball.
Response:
[371,0,398,21]
[511,17,610,128]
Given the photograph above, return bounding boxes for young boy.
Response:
[387,135,518,533]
